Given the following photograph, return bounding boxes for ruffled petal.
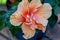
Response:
[29,0,42,12]
[17,0,29,14]
[33,15,48,32]
[32,3,52,32]
[33,13,48,27]
[37,24,46,32]
[33,3,52,26]
[30,23,38,30]
[10,11,25,26]
[21,23,35,39]
[10,0,29,26]
[36,3,52,19]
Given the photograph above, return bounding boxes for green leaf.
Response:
[0,11,6,30]
[57,0,60,7]
[0,0,7,5]
[0,11,6,15]
[2,0,7,5]
[9,25,21,36]
[48,9,58,28]
[0,17,5,30]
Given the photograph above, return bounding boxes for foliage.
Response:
[0,11,6,30]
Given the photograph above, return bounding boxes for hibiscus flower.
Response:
[10,0,52,39]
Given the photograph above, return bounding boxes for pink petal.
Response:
[21,23,35,39]
[36,3,52,19]
[10,11,25,26]
[17,0,29,14]
[37,24,46,32]
[29,0,42,12]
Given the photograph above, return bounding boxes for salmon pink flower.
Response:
[10,0,52,39]
[9,0,15,3]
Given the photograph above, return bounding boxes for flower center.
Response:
[22,8,38,25]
